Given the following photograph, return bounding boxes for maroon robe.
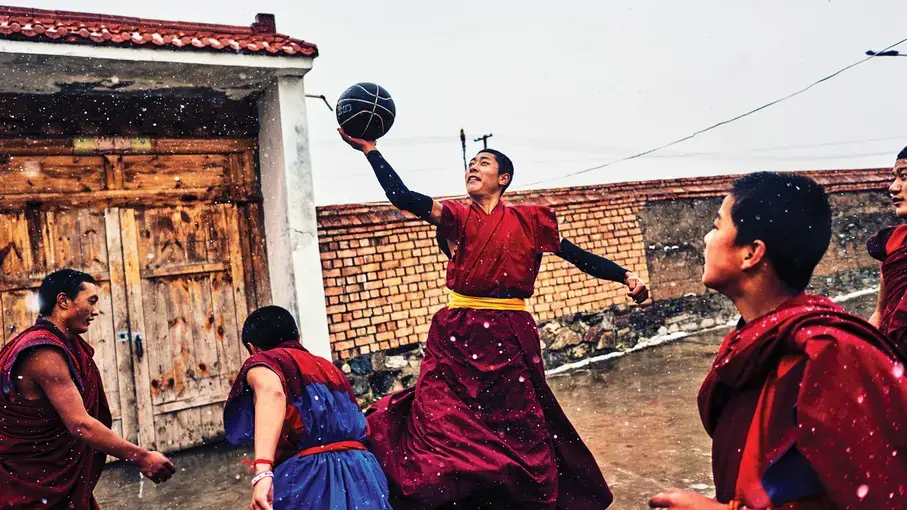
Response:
[699,294,907,508]
[366,200,612,509]
[0,318,112,509]
[868,225,907,357]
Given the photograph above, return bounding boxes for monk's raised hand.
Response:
[648,488,725,509]
[625,272,649,304]
[338,128,377,154]
[138,451,176,483]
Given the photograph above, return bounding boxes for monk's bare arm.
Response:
[869,265,885,327]
[25,347,175,482]
[338,129,443,225]
[247,366,287,473]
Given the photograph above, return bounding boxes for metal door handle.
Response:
[133,332,144,360]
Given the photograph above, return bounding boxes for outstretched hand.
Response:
[137,450,175,483]
[648,489,726,509]
[338,128,377,154]
[626,272,649,304]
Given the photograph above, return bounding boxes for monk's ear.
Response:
[55,292,71,311]
[499,172,512,188]
[741,239,768,271]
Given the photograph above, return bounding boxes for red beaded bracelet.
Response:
[242,458,274,472]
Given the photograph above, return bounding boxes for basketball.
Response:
[335,82,396,141]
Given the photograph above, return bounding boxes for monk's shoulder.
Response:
[792,310,900,364]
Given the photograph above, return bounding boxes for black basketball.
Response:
[336,82,396,140]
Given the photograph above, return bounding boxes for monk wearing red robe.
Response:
[0,269,175,509]
[649,172,907,510]
[340,129,648,509]
[867,145,907,357]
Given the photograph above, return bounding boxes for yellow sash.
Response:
[447,290,527,311]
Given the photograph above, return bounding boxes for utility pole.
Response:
[474,133,493,149]
[460,128,467,171]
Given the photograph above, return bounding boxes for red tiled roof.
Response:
[0,6,317,58]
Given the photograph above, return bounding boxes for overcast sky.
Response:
[20,0,907,205]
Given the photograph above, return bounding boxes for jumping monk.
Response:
[867,145,907,357]
[0,269,175,509]
[649,172,907,509]
[223,306,391,510]
[339,129,649,509]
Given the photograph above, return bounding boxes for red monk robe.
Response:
[0,318,112,509]
[868,225,907,357]
[699,294,907,509]
[366,199,612,509]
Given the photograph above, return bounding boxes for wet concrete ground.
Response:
[94,294,876,509]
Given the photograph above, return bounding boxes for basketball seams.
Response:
[354,83,391,100]
[336,98,395,117]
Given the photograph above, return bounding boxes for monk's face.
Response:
[59,282,100,335]
[702,196,752,292]
[890,159,907,218]
[465,152,510,198]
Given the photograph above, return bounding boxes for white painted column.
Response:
[258,75,332,360]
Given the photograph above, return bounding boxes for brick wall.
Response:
[318,168,892,360]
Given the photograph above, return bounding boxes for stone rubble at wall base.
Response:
[339,267,879,407]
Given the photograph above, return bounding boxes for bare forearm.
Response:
[253,389,286,471]
[69,416,146,462]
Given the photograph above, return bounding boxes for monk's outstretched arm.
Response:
[25,347,175,483]
[366,150,444,225]
[246,366,286,509]
[557,239,650,303]
[248,366,285,465]
[557,239,628,282]
[339,128,443,225]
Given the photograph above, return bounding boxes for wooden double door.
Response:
[0,139,270,453]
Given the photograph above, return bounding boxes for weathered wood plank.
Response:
[0,272,111,293]
[0,187,242,212]
[223,204,249,364]
[204,206,229,264]
[119,208,157,450]
[141,261,230,280]
[0,138,256,156]
[0,156,105,194]
[211,272,244,385]
[235,204,258,313]
[182,206,207,265]
[246,202,271,309]
[23,207,48,276]
[240,150,260,200]
[1,289,38,343]
[86,281,120,422]
[144,278,171,408]
[0,212,35,283]
[105,208,139,444]
[78,210,110,276]
[189,275,219,381]
[122,155,229,193]
[104,155,125,191]
[197,401,226,444]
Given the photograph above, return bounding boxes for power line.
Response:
[515,35,907,190]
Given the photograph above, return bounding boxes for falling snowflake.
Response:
[857,484,869,500]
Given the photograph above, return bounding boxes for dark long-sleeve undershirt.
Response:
[366,150,434,220]
[557,239,628,283]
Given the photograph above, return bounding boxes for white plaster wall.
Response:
[258,76,331,359]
